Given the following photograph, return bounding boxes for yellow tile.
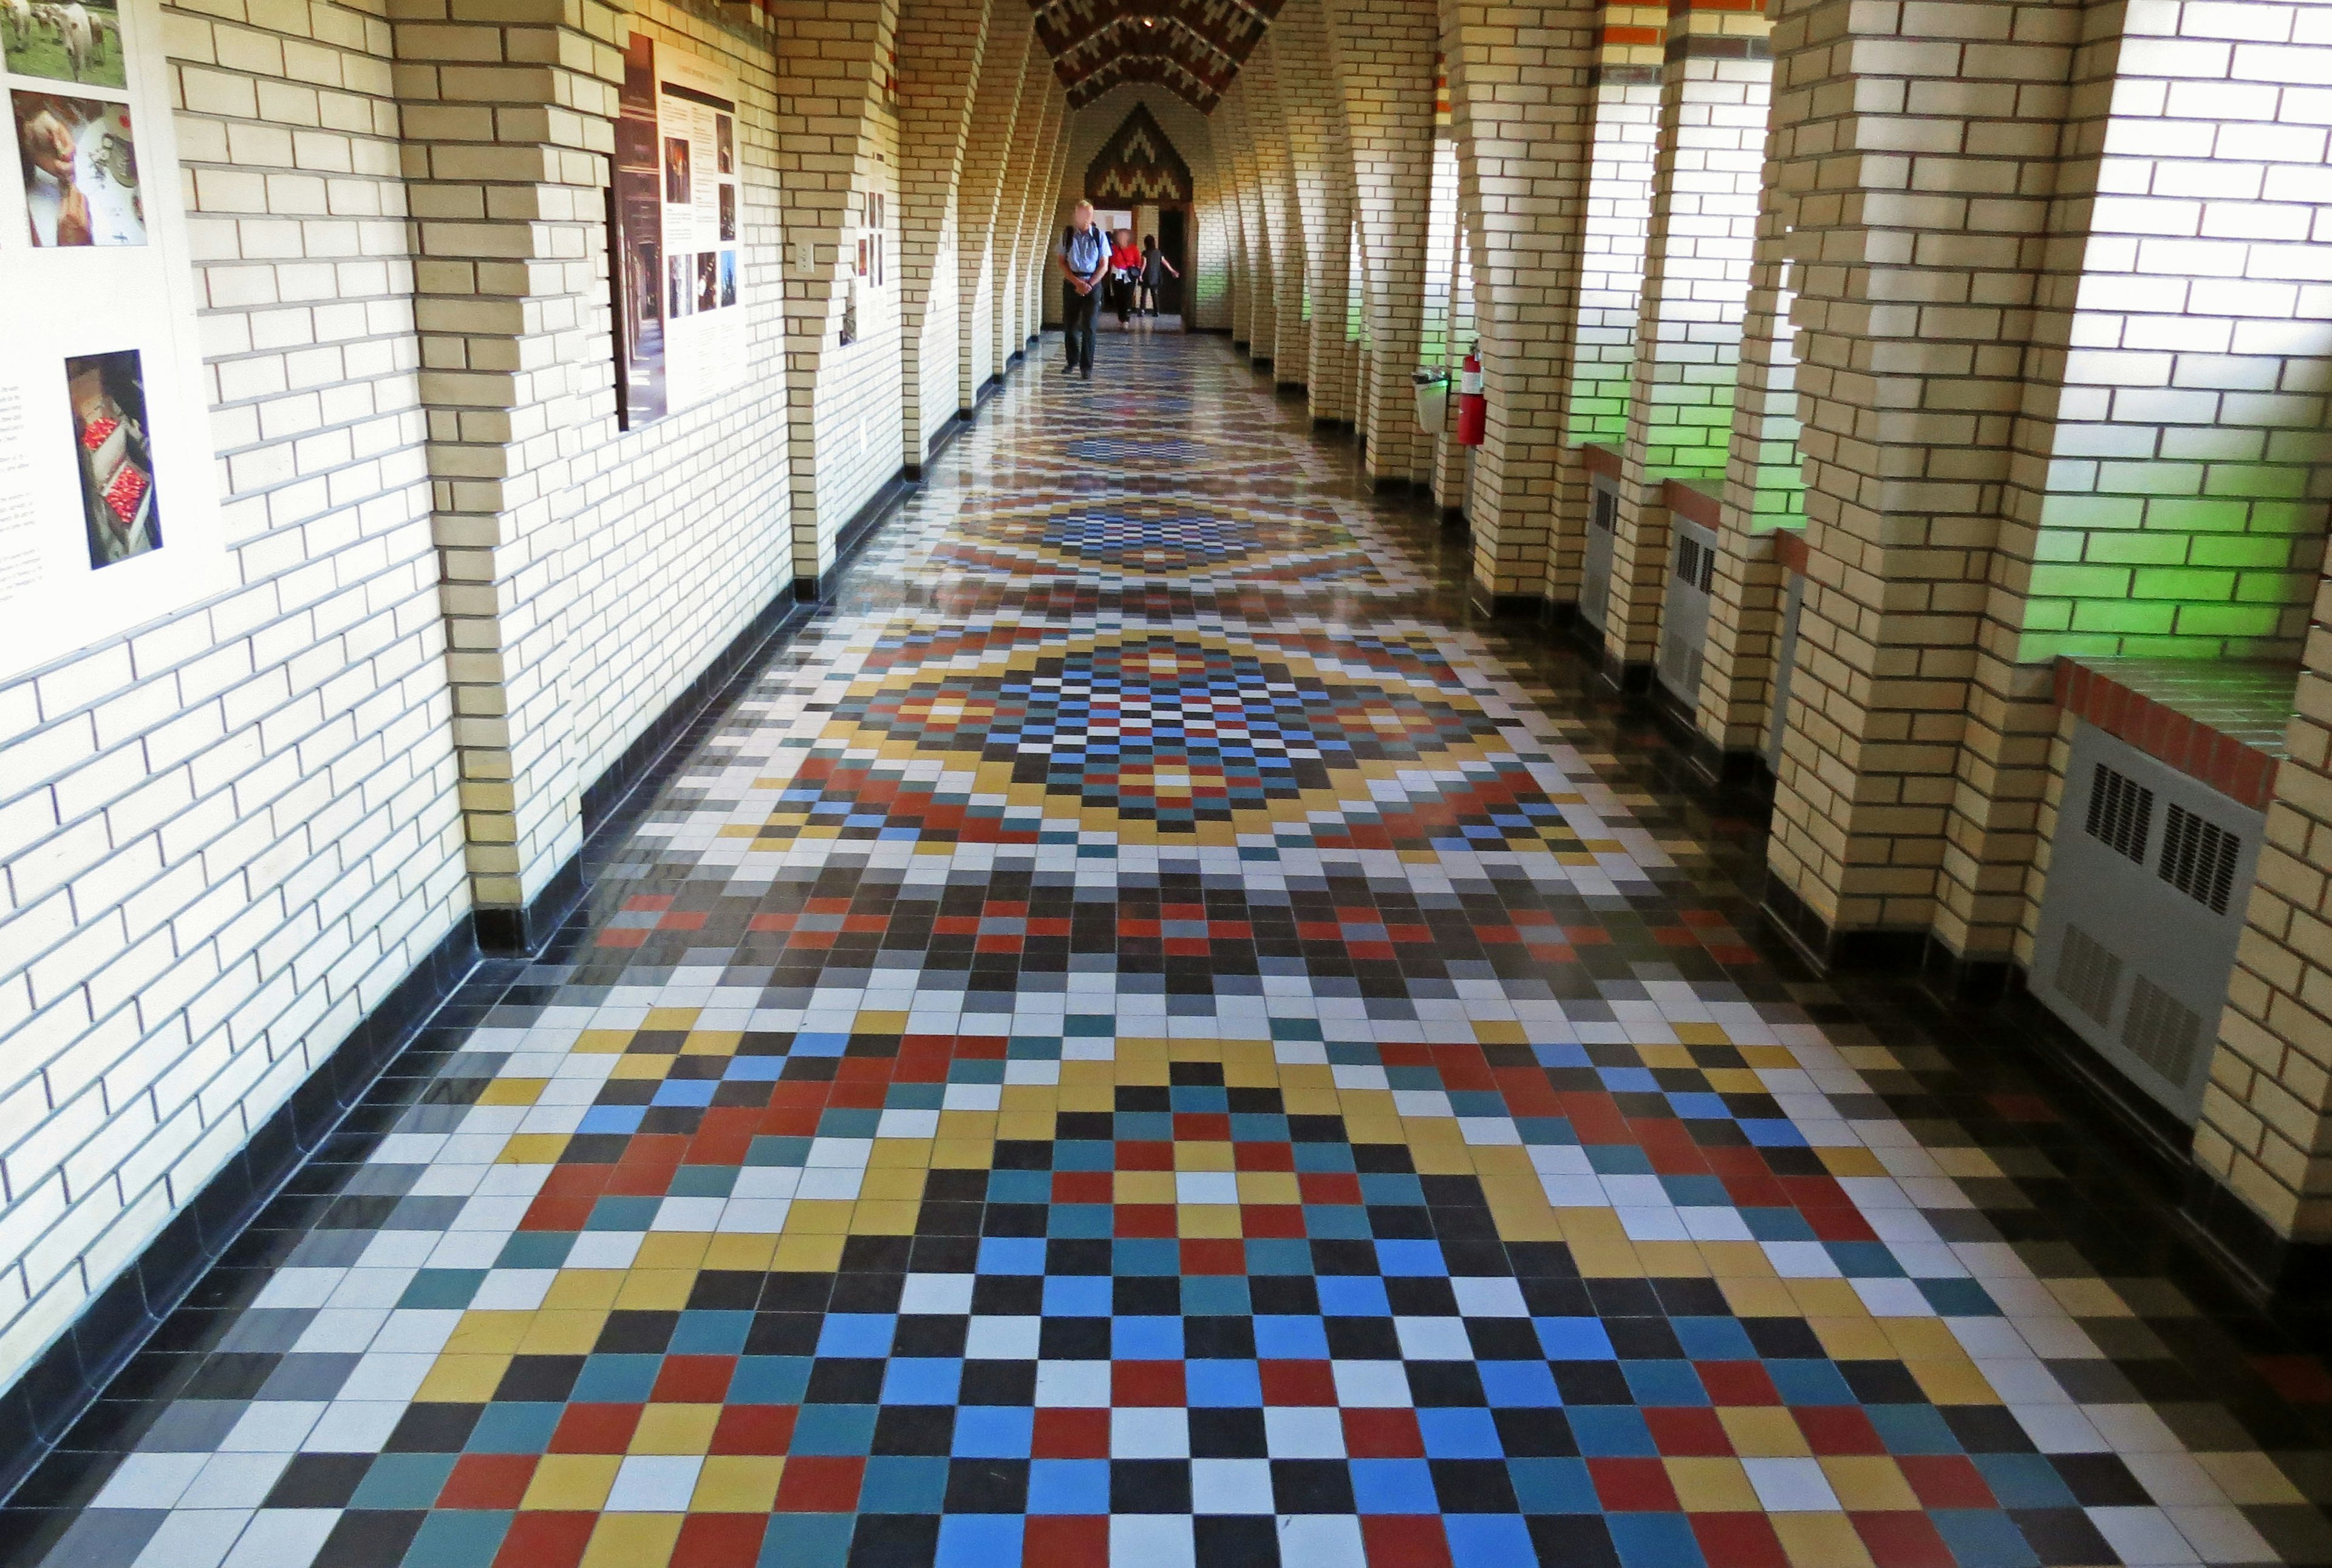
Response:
[2195,1450,2310,1505]
[2045,1277,2133,1317]
[1173,1142,1235,1171]
[870,1139,932,1170]
[1635,1242,1710,1278]
[1236,1171,1300,1205]
[936,1112,998,1142]
[930,1138,993,1168]
[681,1031,744,1055]
[1115,1171,1177,1205]
[581,1513,681,1567]
[703,1235,778,1273]
[1816,1147,1889,1178]
[855,1011,909,1032]
[1718,1407,1810,1457]
[995,1111,1054,1142]
[544,1272,626,1311]
[1000,1085,1058,1113]
[1821,1456,1917,1511]
[520,1306,611,1362]
[1410,1142,1475,1175]
[773,1233,847,1271]
[1702,1069,1765,1094]
[645,1007,700,1031]
[1637,1044,1697,1068]
[1673,1023,1732,1046]
[477,1079,545,1106]
[575,1029,633,1054]
[1472,1021,1527,1044]
[1717,1277,1799,1317]
[1177,1204,1244,1238]
[446,1312,533,1354]
[1342,1117,1404,1145]
[693,1456,785,1512]
[614,1272,698,1311]
[1739,1046,1796,1068]
[1908,1357,2000,1406]
[522,1453,620,1511]
[500,1134,570,1164]
[1665,1456,1756,1512]
[1811,1316,1894,1360]
[1773,1512,1873,1568]
[1698,1241,1774,1279]
[850,1200,921,1235]
[1488,1201,1563,1242]
[861,1167,928,1201]
[418,1354,511,1403]
[636,1233,710,1270]
[1280,1085,1340,1115]
[632,1403,722,1454]
[609,1056,672,1082]
[1877,1317,1963,1360]
[786,1199,857,1234]
[1785,1280,1865,1318]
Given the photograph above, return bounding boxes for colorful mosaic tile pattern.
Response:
[9,339,2332,1568]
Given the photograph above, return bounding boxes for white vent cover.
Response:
[1580,476,1617,634]
[1657,516,1717,704]
[2033,722,2264,1125]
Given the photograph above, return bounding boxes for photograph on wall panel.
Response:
[0,0,225,683]
[610,34,743,429]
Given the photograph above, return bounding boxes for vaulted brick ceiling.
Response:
[1030,0,1283,114]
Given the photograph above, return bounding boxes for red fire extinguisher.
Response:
[1456,346,1485,446]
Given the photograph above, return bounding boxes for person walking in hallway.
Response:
[1139,233,1179,318]
[1058,199,1108,378]
[1110,227,1143,328]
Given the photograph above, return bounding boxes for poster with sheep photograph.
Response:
[4,1,126,90]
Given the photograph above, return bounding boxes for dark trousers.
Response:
[1062,284,1099,373]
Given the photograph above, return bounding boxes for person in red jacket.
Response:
[1108,228,1144,329]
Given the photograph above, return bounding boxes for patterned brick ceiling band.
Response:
[1030,0,1284,112]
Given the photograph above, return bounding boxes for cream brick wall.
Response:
[955,6,1031,397]
[896,0,991,463]
[1274,0,1360,420]
[1056,87,1229,331]
[1440,0,1600,600]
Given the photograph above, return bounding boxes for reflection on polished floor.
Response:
[12,334,2332,1568]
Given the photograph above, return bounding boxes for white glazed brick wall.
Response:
[896,0,991,463]
[1059,87,1230,336]
[0,0,465,1389]
[561,8,797,792]
[957,12,1032,398]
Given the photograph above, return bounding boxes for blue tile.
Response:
[1930,1508,2042,1568]
[1184,1359,1263,1406]
[1025,1459,1111,1513]
[1416,1408,1504,1459]
[790,1404,879,1455]
[398,1510,511,1568]
[1608,1512,1706,1568]
[1348,1458,1439,1513]
[1253,1316,1329,1359]
[1535,1318,1616,1359]
[1444,1513,1535,1567]
[816,1314,898,1358]
[1042,1276,1113,1316]
[880,1358,964,1405]
[1564,1408,1655,1457]
[935,1515,1025,1568]
[860,1455,950,1512]
[1506,1457,1597,1515]
[951,1406,1034,1458]
[731,1357,813,1405]
[757,1513,856,1568]
[1112,1316,1183,1358]
[1477,1360,1561,1407]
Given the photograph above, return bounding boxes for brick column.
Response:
[399,0,627,932]
[990,48,1054,372]
[956,10,1031,400]
[773,0,903,588]
[1276,0,1359,422]
[1246,38,1308,383]
[1324,0,1439,486]
[1761,0,2081,952]
[1689,41,1802,759]
[1440,0,1600,608]
[896,0,990,466]
[1598,0,1770,672]
[1218,80,1273,354]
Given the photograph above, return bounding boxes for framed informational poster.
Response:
[611,36,745,428]
[0,0,224,683]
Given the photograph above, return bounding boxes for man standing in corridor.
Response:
[1059,199,1108,380]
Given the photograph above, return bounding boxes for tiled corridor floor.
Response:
[10,334,2332,1567]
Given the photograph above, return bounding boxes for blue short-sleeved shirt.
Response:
[1062,223,1108,279]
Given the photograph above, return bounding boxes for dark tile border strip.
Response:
[0,343,1044,1507]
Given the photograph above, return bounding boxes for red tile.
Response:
[2252,1354,2332,1403]
[1114,1204,1176,1238]
[1241,1205,1306,1239]
[1113,1360,1187,1406]
[1342,1408,1424,1457]
[1696,1361,1780,1406]
[1587,1456,1679,1510]
[548,1402,641,1453]
[1644,1406,1732,1456]
[1180,1239,1246,1275]
[1363,1515,1451,1568]
[1297,1172,1363,1205]
[1795,1405,1884,1455]
[491,1512,595,1568]
[772,1455,864,1512]
[1233,1140,1295,1171]
[1021,1517,1109,1567]
[1173,1112,1230,1140]
[652,1355,735,1403]
[1688,1513,1787,1568]
[1850,1511,1957,1568]
[710,1403,797,1455]
[437,1453,536,1509]
[670,1515,769,1568]
[1896,1454,1995,1509]
[1052,1171,1113,1204]
[1115,1140,1174,1170]
[1259,1359,1337,1406]
[1033,1407,1112,1458]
